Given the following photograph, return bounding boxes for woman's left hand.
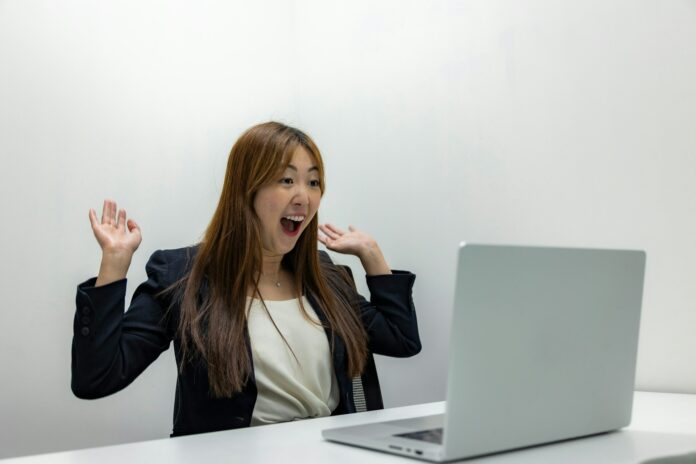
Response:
[318,223,392,275]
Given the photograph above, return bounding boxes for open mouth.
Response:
[280,215,305,236]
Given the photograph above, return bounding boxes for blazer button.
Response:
[82,306,92,316]
[80,327,90,337]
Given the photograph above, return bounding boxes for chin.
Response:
[270,241,298,256]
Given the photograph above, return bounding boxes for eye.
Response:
[279,177,294,185]
[309,180,321,188]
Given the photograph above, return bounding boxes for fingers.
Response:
[318,237,337,252]
[89,208,98,230]
[97,200,135,231]
[100,200,109,224]
[318,225,336,241]
[101,199,117,226]
[325,223,346,235]
[127,219,140,233]
[319,223,343,240]
[127,219,143,248]
[117,209,127,230]
[109,201,117,226]
[317,228,337,248]
[98,199,130,228]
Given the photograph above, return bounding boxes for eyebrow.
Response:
[286,164,319,173]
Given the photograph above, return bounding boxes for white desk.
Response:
[3,392,696,463]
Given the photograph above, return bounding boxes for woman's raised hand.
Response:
[318,223,392,276]
[89,200,142,286]
[89,200,142,254]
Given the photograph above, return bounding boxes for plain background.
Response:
[1,0,695,459]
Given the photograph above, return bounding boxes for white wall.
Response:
[1,0,695,459]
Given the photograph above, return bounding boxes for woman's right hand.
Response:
[89,199,142,286]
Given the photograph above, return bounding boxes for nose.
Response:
[292,184,310,206]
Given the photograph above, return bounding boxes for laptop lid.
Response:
[442,244,646,459]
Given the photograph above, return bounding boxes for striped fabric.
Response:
[352,377,368,413]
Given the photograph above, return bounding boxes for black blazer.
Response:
[71,246,421,437]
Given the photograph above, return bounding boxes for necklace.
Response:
[261,271,281,287]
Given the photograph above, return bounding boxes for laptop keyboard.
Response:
[395,428,443,444]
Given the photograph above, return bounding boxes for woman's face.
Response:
[253,146,322,257]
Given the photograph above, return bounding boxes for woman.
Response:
[71,121,421,436]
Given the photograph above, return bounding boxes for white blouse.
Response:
[247,296,339,426]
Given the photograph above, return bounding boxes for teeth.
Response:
[284,215,305,222]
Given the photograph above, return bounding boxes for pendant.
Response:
[275,281,281,287]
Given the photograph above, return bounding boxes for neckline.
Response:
[247,295,305,303]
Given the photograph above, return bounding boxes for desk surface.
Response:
[4,392,696,463]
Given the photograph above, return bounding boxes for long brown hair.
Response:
[177,121,367,398]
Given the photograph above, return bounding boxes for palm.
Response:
[89,200,142,254]
[318,223,372,256]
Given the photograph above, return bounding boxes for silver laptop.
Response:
[323,243,646,462]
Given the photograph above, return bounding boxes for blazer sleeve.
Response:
[71,250,174,399]
[320,251,421,358]
[359,271,422,357]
